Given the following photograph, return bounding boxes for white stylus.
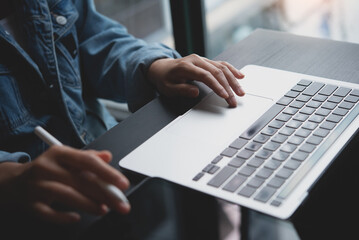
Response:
[34,126,129,205]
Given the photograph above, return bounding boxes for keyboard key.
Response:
[261,127,277,136]
[279,127,295,136]
[237,149,254,159]
[203,164,216,173]
[253,134,270,143]
[333,108,348,116]
[221,147,237,157]
[281,143,297,153]
[238,186,256,198]
[302,82,324,96]
[285,91,300,98]
[269,120,285,129]
[334,87,351,97]
[211,155,223,164]
[223,175,247,192]
[292,85,306,92]
[320,121,336,130]
[276,113,292,122]
[277,96,293,106]
[307,135,323,145]
[240,104,285,140]
[295,129,311,138]
[297,79,312,86]
[245,142,262,151]
[293,113,309,122]
[315,108,331,117]
[287,120,302,129]
[208,166,236,188]
[193,172,204,181]
[238,165,256,176]
[209,166,220,174]
[290,100,305,109]
[254,186,277,203]
[291,151,309,162]
[350,89,359,96]
[288,135,304,145]
[272,151,289,161]
[247,157,265,168]
[276,168,294,179]
[267,177,285,188]
[312,94,328,102]
[283,107,298,115]
[306,100,322,108]
[326,114,343,123]
[322,102,337,110]
[229,138,248,150]
[256,149,272,159]
[313,128,330,138]
[284,159,301,170]
[228,157,246,168]
[299,143,316,153]
[318,84,337,96]
[345,95,359,103]
[328,96,343,104]
[302,122,318,131]
[338,101,354,110]
[264,160,282,170]
[296,94,311,102]
[264,142,280,151]
[271,134,288,143]
[247,177,265,188]
[300,107,315,115]
[308,115,325,123]
[256,168,273,179]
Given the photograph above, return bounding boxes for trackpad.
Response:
[167,93,274,147]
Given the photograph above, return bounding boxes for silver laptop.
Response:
[119,65,359,219]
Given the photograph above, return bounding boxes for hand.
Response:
[147,54,245,107]
[0,146,130,224]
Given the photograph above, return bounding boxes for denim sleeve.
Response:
[74,0,181,112]
[0,151,31,164]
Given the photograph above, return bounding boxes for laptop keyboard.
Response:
[192,79,359,207]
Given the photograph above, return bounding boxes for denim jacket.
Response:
[0,0,180,163]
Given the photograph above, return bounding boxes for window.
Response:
[94,0,174,48]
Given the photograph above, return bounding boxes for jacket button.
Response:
[56,16,67,25]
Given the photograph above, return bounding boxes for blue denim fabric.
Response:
[0,0,180,163]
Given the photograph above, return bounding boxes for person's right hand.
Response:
[0,145,130,224]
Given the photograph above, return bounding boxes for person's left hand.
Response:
[147,54,245,107]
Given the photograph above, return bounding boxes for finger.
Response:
[191,56,233,96]
[204,59,245,96]
[189,56,238,107]
[50,146,129,189]
[87,150,112,163]
[32,202,81,224]
[162,83,200,98]
[34,180,107,216]
[220,61,245,79]
[78,171,131,214]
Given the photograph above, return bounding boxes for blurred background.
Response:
[94,0,359,59]
[95,0,359,121]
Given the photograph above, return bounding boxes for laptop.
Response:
[119,65,359,219]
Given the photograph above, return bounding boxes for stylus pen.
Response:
[34,126,129,204]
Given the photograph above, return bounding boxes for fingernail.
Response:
[118,201,131,213]
[99,204,109,215]
[228,96,237,107]
[238,86,245,96]
[238,71,245,78]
